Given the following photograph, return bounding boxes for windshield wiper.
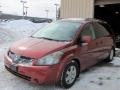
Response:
[31,36,70,42]
[40,37,55,41]
[31,36,51,40]
[40,37,69,42]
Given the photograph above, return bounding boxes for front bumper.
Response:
[4,54,61,84]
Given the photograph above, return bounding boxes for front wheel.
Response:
[60,61,79,89]
[104,47,115,62]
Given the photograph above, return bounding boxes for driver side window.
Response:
[81,24,95,40]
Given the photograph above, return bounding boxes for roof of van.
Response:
[61,18,107,23]
[61,18,85,22]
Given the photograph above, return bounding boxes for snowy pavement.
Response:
[0,20,120,90]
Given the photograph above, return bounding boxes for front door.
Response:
[76,23,98,70]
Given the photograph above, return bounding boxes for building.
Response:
[60,0,120,47]
[60,0,120,18]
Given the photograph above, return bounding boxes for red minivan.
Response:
[4,18,115,88]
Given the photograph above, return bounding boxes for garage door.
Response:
[95,0,120,5]
[60,0,94,18]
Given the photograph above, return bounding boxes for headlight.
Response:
[8,50,33,66]
[36,51,64,65]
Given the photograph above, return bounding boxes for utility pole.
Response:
[0,5,2,14]
[45,10,49,18]
[20,0,27,19]
[0,5,2,21]
[54,3,59,20]
[24,6,29,17]
[0,5,1,10]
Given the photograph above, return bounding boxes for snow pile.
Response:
[0,27,16,43]
[0,19,48,39]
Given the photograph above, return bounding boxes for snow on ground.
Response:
[0,19,48,40]
[0,20,120,90]
[0,27,15,43]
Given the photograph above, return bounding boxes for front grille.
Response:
[8,51,33,64]
[5,66,31,81]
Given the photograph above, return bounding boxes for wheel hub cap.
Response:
[65,66,77,84]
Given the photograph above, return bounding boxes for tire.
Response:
[104,47,115,62]
[60,60,79,89]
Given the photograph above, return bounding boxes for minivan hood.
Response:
[10,37,71,58]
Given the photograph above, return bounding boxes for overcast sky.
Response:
[0,0,60,18]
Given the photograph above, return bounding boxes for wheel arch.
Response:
[72,58,81,77]
[57,58,81,85]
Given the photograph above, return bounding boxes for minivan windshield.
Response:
[32,21,81,41]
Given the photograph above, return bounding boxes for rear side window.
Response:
[81,24,95,39]
[93,23,110,38]
[100,23,114,35]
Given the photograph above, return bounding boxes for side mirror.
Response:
[81,36,92,44]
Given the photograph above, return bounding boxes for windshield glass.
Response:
[32,21,81,41]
